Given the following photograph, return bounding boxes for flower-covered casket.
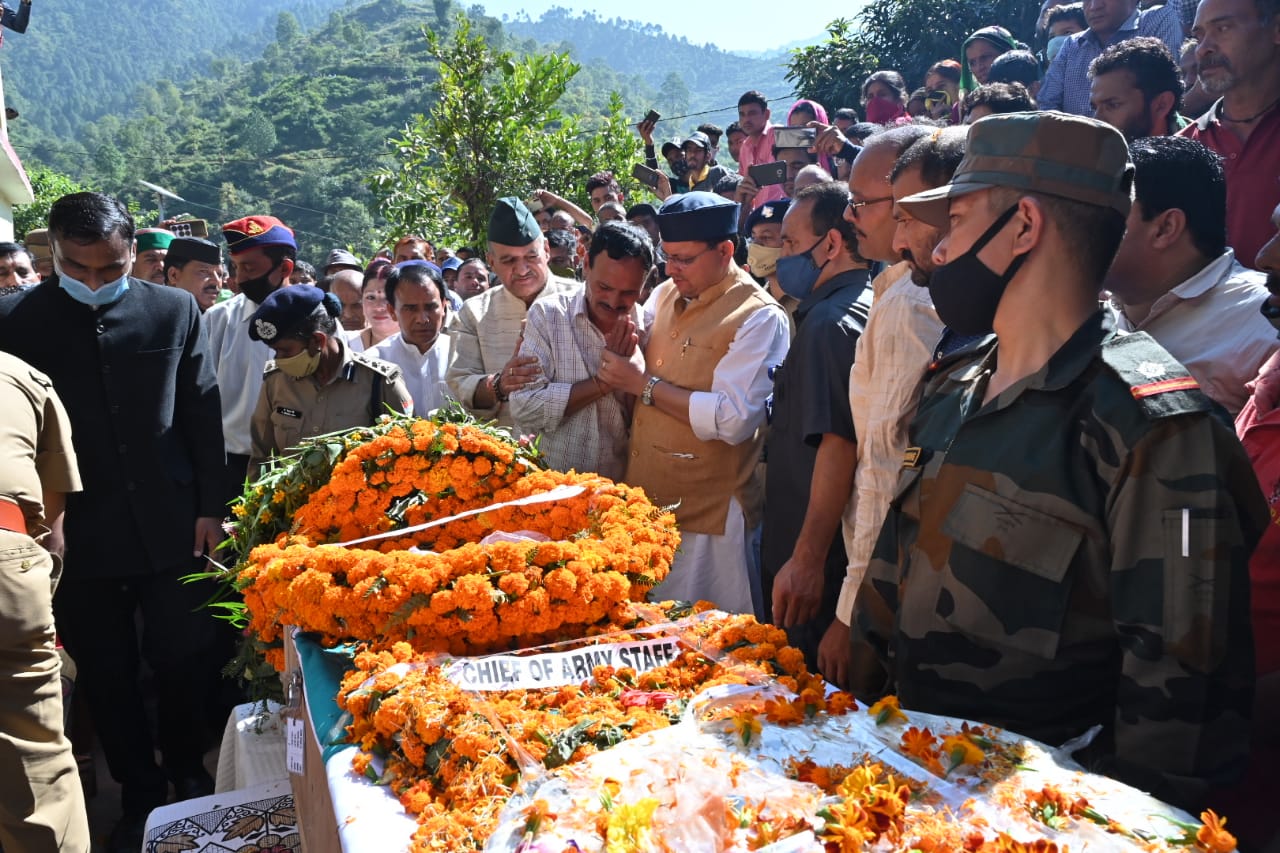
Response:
[225,412,1239,853]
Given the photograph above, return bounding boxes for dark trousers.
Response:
[222,454,253,517]
[53,570,219,814]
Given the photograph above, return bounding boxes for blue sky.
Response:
[477,0,847,53]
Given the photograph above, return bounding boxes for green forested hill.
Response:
[2,0,351,138]
[504,7,794,135]
[5,0,793,258]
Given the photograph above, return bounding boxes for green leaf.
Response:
[542,719,593,769]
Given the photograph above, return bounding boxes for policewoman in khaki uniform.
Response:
[0,351,90,852]
[247,285,414,477]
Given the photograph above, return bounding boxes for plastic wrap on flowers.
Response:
[486,692,1239,853]
[233,413,680,664]
[335,607,842,852]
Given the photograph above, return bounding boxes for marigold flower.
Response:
[942,734,985,774]
[869,695,908,725]
[1196,810,1237,853]
[604,797,659,853]
[727,708,762,746]
[901,726,938,759]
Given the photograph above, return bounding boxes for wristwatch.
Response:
[641,375,662,406]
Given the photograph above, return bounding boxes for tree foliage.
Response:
[13,166,89,240]
[372,17,641,246]
[787,0,1040,109]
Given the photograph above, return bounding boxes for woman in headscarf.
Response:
[786,98,835,174]
[959,25,1022,95]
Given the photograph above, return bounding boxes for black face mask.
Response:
[239,262,282,305]
[927,204,1027,336]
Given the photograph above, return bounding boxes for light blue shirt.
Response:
[1038,1,1186,116]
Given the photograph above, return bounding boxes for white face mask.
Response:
[55,259,130,308]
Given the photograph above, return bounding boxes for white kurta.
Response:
[369,332,453,416]
[204,292,273,456]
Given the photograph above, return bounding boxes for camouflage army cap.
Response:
[899,111,1134,229]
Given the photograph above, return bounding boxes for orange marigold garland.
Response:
[231,411,679,662]
[337,608,837,851]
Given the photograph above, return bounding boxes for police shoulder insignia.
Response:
[1101,332,1214,419]
[354,352,401,381]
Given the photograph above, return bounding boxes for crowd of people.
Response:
[0,0,1279,849]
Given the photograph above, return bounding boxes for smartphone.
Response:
[643,109,661,124]
[774,126,817,149]
[632,163,663,190]
[748,161,787,187]
[166,219,209,238]
[526,197,545,213]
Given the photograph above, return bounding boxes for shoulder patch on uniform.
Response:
[353,351,403,381]
[1101,332,1215,419]
[263,361,280,377]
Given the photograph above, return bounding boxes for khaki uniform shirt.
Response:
[249,336,413,476]
[445,275,578,428]
[0,351,81,533]
[853,311,1266,810]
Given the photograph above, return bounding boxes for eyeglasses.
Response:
[664,246,717,268]
[846,197,894,218]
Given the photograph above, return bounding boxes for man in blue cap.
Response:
[247,285,413,476]
[599,192,790,616]
[440,255,463,294]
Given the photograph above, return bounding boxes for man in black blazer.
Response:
[0,193,226,852]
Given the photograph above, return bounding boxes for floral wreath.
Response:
[229,410,680,670]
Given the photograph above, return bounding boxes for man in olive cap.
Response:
[599,192,789,617]
[850,112,1265,812]
[445,197,576,427]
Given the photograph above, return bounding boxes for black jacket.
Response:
[0,278,225,576]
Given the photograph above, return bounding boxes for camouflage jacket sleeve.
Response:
[848,463,914,701]
[1090,409,1264,810]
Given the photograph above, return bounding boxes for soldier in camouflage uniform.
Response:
[850,112,1266,811]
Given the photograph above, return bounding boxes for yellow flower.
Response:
[868,695,907,726]
[941,733,985,774]
[605,797,660,853]
[727,709,763,746]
